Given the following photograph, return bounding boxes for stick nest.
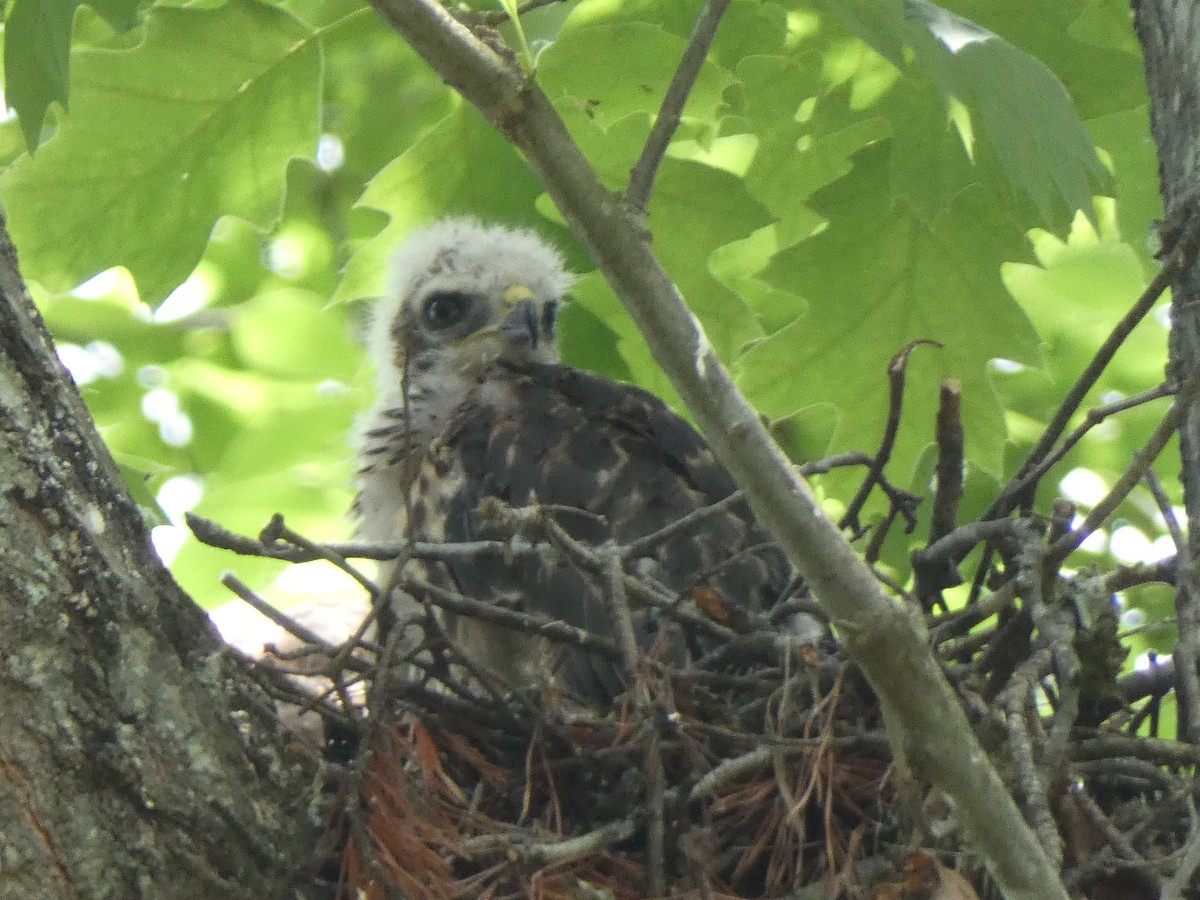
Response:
[191,354,1200,899]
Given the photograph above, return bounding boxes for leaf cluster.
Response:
[0,0,1172,654]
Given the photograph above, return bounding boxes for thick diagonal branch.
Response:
[364,2,1068,895]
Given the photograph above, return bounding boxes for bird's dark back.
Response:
[408,361,792,699]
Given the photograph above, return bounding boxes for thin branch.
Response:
[1105,555,1178,592]
[918,519,1024,570]
[1050,359,1200,563]
[462,816,639,864]
[689,746,773,799]
[989,209,1200,520]
[219,573,377,666]
[219,573,374,723]
[490,502,739,644]
[601,549,644,684]
[400,573,623,660]
[625,0,733,211]
[988,382,1175,525]
[623,490,746,559]
[476,0,565,26]
[798,450,876,476]
[1072,731,1200,766]
[187,511,536,565]
[1162,801,1200,900]
[929,377,965,545]
[644,730,667,896]
[626,452,885,562]
[1145,470,1200,743]
[840,339,938,535]
[1072,756,1184,792]
[862,504,900,565]
[261,514,379,598]
[1068,779,1149,866]
[1003,649,1062,869]
[1012,526,1080,782]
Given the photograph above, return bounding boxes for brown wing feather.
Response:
[406,361,791,700]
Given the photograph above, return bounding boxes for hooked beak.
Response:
[499,284,540,347]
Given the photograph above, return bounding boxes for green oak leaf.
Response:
[737,141,1041,482]
[0,0,320,304]
[332,102,555,306]
[1086,105,1161,269]
[232,288,360,380]
[906,0,1110,227]
[930,0,1145,120]
[648,158,774,360]
[538,22,730,130]
[821,0,1111,230]
[4,0,140,150]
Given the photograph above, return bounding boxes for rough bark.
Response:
[1132,0,1200,744]
[0,218,316,899]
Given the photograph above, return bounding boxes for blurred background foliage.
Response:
[0,0,1176,688]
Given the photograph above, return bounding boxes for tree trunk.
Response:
[0,217,315,899]
[1132,0,1200,744]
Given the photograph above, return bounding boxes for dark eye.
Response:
[422,291,471,330]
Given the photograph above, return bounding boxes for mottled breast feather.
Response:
[405,360,792,700]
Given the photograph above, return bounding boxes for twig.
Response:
[1043,672,1079,783]
[1049,359,1200,563]
[989,208,1200,520]
[1003,648,1062,869]
[914,519,1022,608]
[187,511,540,565]
[644,730,667,896]
[1013,527,1080,781]
[599,546,665,895]
[914,376,964,633]
[1048,497,1074,545]
[475,0,564,26]
[623,490,746,559]
[461,816,638,864]
[1116,658,1177,709]
[418,607,548,732]
[1144,470,1200,743]
[1162,800,1200,900]
[938,622,997,664]
[625,0,733,212]
[840,340,939,535]
[989,383,1175,525]
[261,514,379,598]
[525,507,738,643]
[601,549,644,683]
[400,573,623,660]
[797,450,876,476]
[689,746,773,800]
[1146,469,1187,549]
[930,378,965,546]
[1105,556,1178,592]
[219,573,376,667]
[1071,757,1183,792]
[226,642,353,732]
[916,513,1022,564]
[1068,778,1147,866]
[966,543,996,604]
[388,676,521,735]
[1072,732,1200,767]
[863,505,899,565]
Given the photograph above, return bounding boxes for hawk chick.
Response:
[357,219,795,700]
